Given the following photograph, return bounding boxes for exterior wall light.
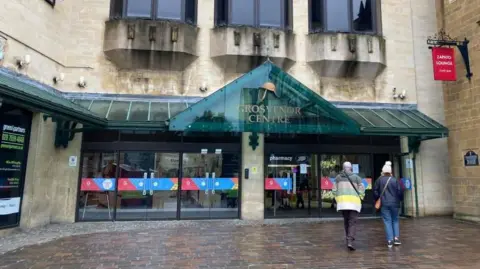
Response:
[16,54,31,69]
[199,81,208,92]
[393,88,406,100]
[78,76,87,88]
[53,73,65,84]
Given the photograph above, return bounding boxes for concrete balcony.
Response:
[211,26,296,73]
[104,19,199,71]
[306,33,386,79]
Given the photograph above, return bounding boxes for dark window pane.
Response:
[215,0,228,25]
[157,0,182,20]
[259,0,282,27]
[325,0,349,32]
[285,0,293,29]
[230,0,255,26]
[111,0,124,18]
[352,0,374,32]
[78,152,117,221]
[185,0,196,24]
[126,0,152,18]
[310,0,323,32]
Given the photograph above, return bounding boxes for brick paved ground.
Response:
[0,217,479,269]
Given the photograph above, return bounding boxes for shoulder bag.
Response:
[375,177,392,210]
[345,174,363,201]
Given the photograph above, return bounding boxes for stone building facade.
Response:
[0,0,452,229]
[438,0,480,222]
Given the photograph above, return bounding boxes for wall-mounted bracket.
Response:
[248,132,259,151]
[408,137,421,154]
[427,29,473,81]
[43,115,82,148]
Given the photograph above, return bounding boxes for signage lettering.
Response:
[270,155,293,162]
[432,47,457,81]
[239,105,301,124]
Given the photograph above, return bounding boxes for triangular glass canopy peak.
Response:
[169,61,361,135]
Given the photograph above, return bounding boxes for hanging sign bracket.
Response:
[427,29,472,81]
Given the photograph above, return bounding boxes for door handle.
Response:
[142,172,147,196]
[287,172,291,194]
[205,172,210,195]
[211,172,216,195]
[149,172,154,195]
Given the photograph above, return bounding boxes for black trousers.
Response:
[342,210,359,243]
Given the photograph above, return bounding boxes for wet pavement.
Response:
[0,217,479,269]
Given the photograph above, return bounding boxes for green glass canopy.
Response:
[168,61,362,135]
[0,68,106,126]
[341,107,448,138]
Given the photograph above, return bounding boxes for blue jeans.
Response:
[380,205,400,241]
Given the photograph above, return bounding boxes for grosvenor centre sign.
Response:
[432,47,456,81]
[238,105,301,123]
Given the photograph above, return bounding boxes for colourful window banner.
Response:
[264,178,292,190]
[362,178,372,190]
[401,178,412,190]
[117,178,178,191]
[180,178,238,191]
[80,178,116,191]
[320,177,372,190]
[320,177,335,190]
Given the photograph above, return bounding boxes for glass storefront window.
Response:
[78,152,117,221]
[320,154,373,216]
[180,153,240,219]
[0,104,31,229]
[116,152,180,220]
[264,154,320,218]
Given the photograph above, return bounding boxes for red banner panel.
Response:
[432,47,456,81]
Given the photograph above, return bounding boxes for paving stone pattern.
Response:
[0,218,479,269]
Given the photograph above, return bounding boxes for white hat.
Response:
[382,161,392,174]
[343,162,352,172]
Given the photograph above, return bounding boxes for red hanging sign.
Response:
[432,47,456,81]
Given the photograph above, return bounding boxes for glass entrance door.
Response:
[116,152,179,220]
[264,154,319,218]
[180,153,240,219]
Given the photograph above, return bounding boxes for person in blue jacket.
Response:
[374,161,404,248]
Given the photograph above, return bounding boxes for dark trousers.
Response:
[342,210,359,243]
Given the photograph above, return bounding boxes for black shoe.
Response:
[347,243,355,251]
[394,238,401,245]
[387,240,393,248]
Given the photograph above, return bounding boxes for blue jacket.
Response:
[373,176,404,207]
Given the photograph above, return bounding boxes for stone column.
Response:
[20,114,82,228]
[241,132,264,220]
